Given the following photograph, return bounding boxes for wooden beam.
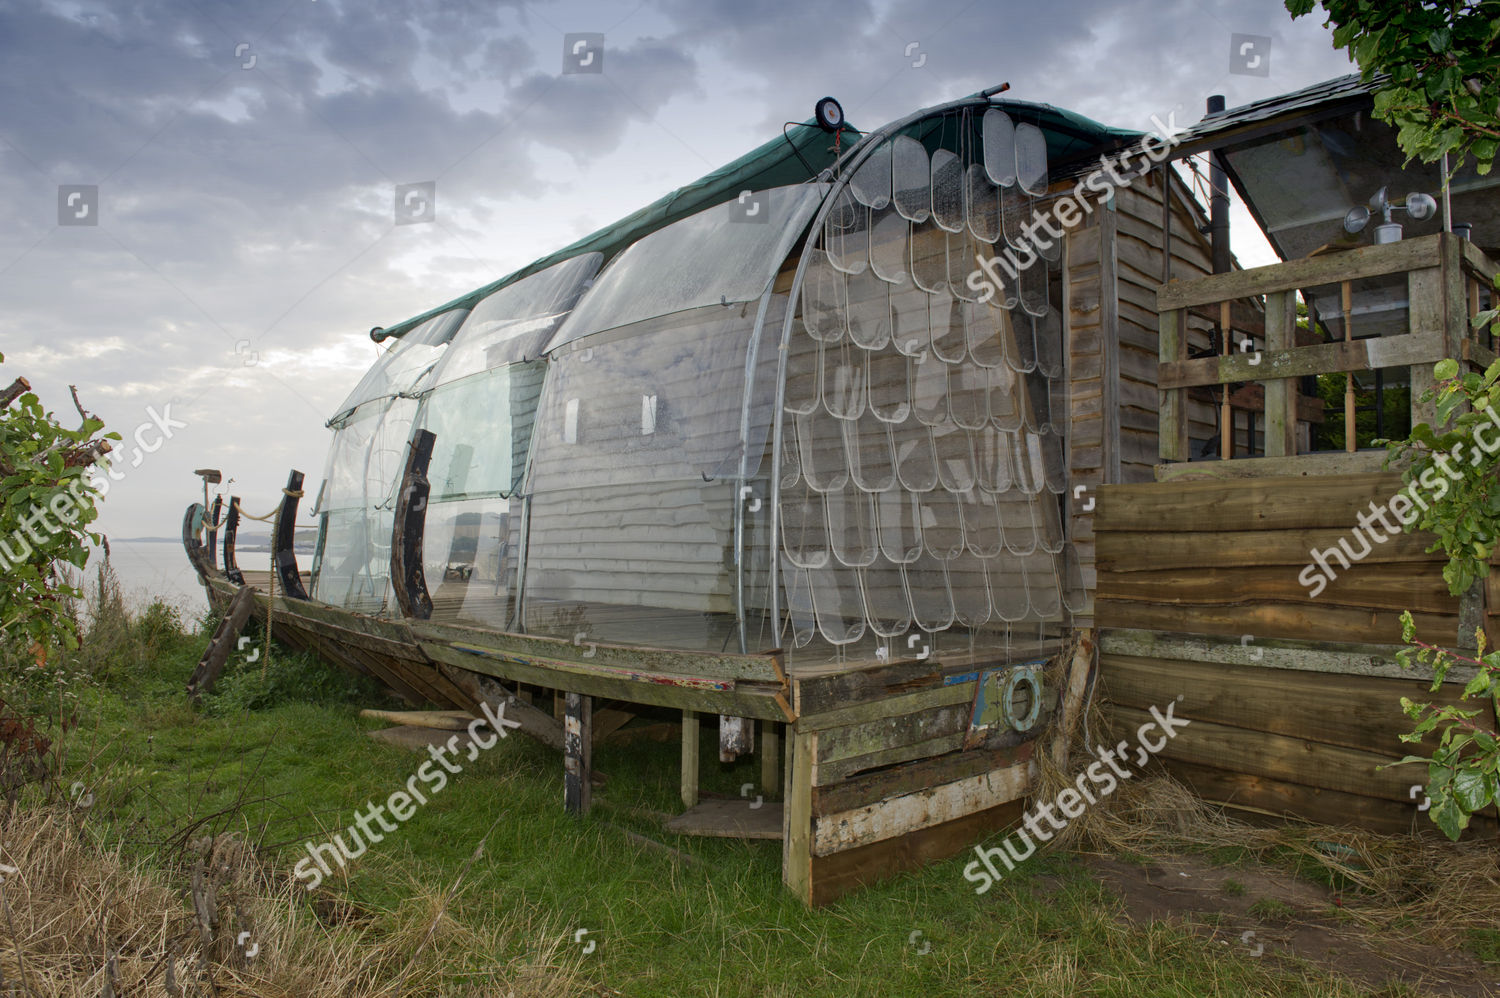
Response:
[1152,450,1387,481]
[811,762,1030,856]
[760,719,780,798]
[186,585,256,701]
[1159,330,1446,391]
[1262,290,1297,457]
[1096,471,1405,532]
[564,692,592,815]
[1158,308,1188,462]
[1156,235,1442,310]
[783,729,815,904]
[681,710,699,809]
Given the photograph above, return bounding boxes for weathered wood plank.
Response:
[1159,330,1446,391]
[1097,526,1438,571]
[1095,472,1406,532]
[1158,308,1188,462]
[1152,450,1390,481]
[564,692,592,815]
[812,742,1035,815]
[1104,704,1427,804]
[805,799,1025,906]
[187,585,256,701]
[1156,235,1442,310]
[1098,564,1457,615]
[811,763,1031,856]
[1100,654,1487,757]
[783,729,816,903]
[1095,599,1448,646]
[667,798,783,839]
[681,710,699,809]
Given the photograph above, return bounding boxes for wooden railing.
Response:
[1156,233,1498,474]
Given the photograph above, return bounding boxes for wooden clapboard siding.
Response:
[1094,471,1460,645]
[1063,167,1224,609]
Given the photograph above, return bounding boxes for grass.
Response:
[1247,898,1297,923]
[0,586,1466,996]
[1220,878,1246,898]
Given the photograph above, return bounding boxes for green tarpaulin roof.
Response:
[378,96,1137,341]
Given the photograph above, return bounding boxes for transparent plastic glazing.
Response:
[332,310,469,420]
[550,185,823,350]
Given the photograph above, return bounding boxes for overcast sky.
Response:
[1,0,1351,551]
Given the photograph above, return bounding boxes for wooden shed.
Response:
[182,75,1500,906]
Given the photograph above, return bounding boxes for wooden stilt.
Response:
[759,719,780,798]
[1220,300,1233,460]
[1342,281,1357,452]
[564,692,592,815]
[681,710,699,808]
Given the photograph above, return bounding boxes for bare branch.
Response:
[1,377,30,409]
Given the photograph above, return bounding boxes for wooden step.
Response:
[666,798,783,840]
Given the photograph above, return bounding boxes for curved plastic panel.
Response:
[334,309,469,419]
[904,552,955,632]
[988,551,1030,622]
[964,298,1007,369]
[911,353,948,426]
[781,479,831,569]
[827,484,878,567]
[1019,260,1049,317]
[877,488,923,564]
[796,408,851,492]
[421,495,523,630]
[933,420,977,491]
[989,364,1022,433]
[1035,306,1064,379]
[946,228,979,303]
[892,135,932,222]
[436,255,602,382]
[1015,122,1049,196]
[824,187,870,276]
[849,139,892,209]
[949,551,993,628]
[982,108,1018,188]
[420,361,546,501]
[1000,184,1032,253]
[809,564,868,645]
[960,489,1003,558]
[1021,549,1061,618]
[823,338,867,420]
[1013,431,1045,496]
[947,363,988,431]
[866,347,911,424]
[966,164,1000,243]
[860,561,914,637]
[782,557,817,648]
[845,410,897,491]
[930,149,965,233]
[845,267,893,350]
[784,324,821,415]
[802,249,848,343]
[928,289,965,364]
[890,286,930,360]
[1061,544,1088,614]
[910,218,949,293]
[552,185,825,350]
[919,490,964,560]
[869,205,910,285]
[1005,305,1039,374]
[974,425,1013,494]
[998,494,1039,556]
[892,419,938,492]
[779,417,802,489]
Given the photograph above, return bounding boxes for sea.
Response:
[91,538,312,622]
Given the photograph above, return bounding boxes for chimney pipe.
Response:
[1206,95,1231,275]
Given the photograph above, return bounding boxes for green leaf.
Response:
[1435,358,1460,381]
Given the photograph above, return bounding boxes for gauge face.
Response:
[816,96,844,130]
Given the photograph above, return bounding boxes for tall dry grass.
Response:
[0,803,588,997]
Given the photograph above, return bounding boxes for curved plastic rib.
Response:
[392,430,436,620]
[274,470,310,600]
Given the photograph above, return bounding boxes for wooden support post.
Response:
[1220,300,1233,460]
[1262,290,1298,457]
[222,497,245,585]
[1341,281,1356,453]
[564,692,592,815]
[391,429,436,620]
[719,714,754,762]
[681,709,700,809]
[760,719,780,798]
[782,728,815,903]
[1158,308,1188,461]
[273,470,310,600]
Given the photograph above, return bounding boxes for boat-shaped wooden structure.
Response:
[185,76,1500,904]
